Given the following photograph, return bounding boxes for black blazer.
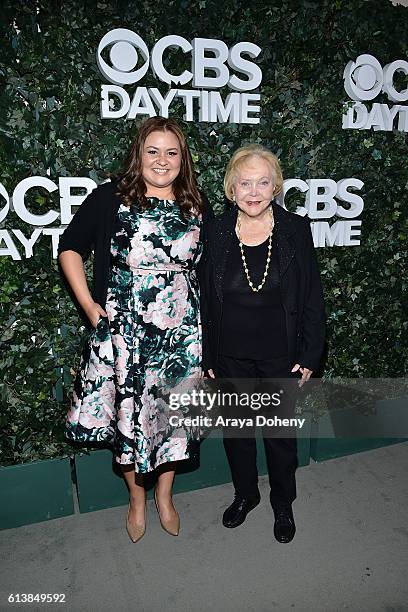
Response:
[58,179,121,325]
[200,201,326,374]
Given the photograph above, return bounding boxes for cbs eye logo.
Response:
[344,53,408,103]
[96,28,262,91]
[97,29,150,86]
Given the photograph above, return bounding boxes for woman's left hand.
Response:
[205,368,215,379]
[291,363,313,387]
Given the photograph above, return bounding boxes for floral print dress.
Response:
[65,198,203,473]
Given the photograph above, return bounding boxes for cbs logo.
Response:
[97,29,150,85]
[97,28,262,91]
[343,54,408,103]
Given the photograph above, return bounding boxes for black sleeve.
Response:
[198,193,215,372]
[57,185,104,326]
[297,218,326,372]
[57,186,100,261]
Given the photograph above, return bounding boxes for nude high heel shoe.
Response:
[126,502,146,543]
[154,490,180,536]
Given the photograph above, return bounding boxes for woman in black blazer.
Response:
[58,116,213,543]
[201,144,325,542]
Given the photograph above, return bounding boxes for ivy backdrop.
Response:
[0,0,407,465]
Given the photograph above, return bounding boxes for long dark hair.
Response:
[115,116,202,216]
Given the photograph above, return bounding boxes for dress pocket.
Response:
[93,315,109,339]
[95,315,105,328]
[89,315,114,366]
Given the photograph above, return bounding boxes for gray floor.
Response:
[1,442,408,612]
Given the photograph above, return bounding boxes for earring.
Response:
[232,194,236,205]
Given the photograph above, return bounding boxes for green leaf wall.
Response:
[0,0,407,465]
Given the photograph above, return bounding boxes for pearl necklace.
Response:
[236,206,274,293]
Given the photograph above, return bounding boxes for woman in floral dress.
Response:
[58,116,213,542]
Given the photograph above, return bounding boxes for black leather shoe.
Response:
[272,502,296,543]
[222,493,261,528]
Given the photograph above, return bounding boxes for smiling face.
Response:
[141,130,181,197]
[232,156,275,219]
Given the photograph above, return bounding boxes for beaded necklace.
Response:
[236,205,275,293]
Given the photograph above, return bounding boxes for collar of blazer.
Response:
[211,200,297,302]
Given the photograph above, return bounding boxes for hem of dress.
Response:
[114,451,199,474]
[65,430,199,474]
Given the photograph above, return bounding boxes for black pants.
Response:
[218,354,298,509]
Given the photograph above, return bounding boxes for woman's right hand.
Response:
[206,369,215,379]
[83,302,108,328]
[58,251,106,328]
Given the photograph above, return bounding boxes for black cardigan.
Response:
[58,177,214,329]
[201,203,326,373]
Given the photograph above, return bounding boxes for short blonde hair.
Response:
[224,144,283,201]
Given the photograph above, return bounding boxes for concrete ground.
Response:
[1,442,408,612]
